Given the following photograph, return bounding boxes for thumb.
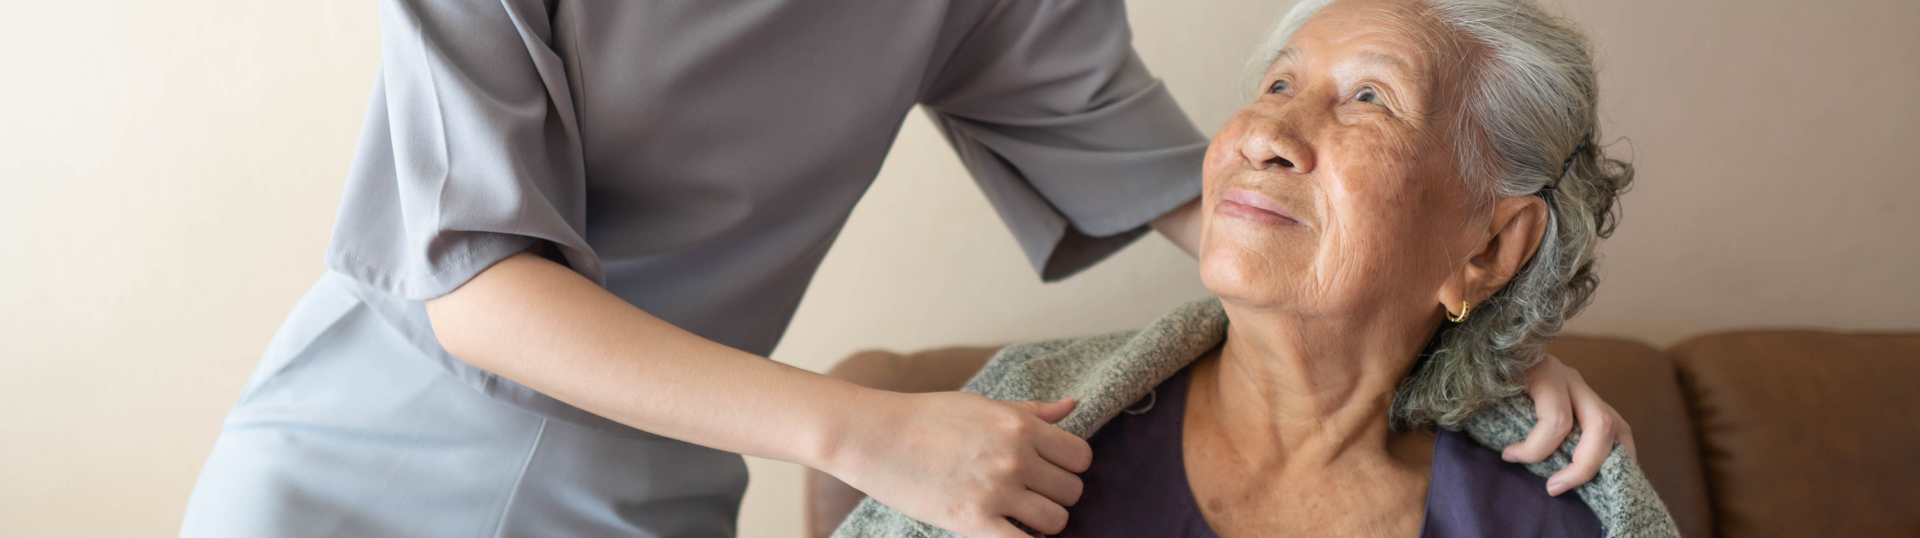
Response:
[1010,397,1077,424]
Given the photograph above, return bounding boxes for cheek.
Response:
[1310,135,1459,301]
[1323,153,1415,253]
[1197,117,1252,255]
[1326,122,1444,247]
[1200,119,1250,193]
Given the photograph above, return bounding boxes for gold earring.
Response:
[1447,300,1473,323]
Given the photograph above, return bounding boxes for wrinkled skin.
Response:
[1178,1,1626,536]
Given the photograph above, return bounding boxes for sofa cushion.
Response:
[1548,336,1714,538]
[1670,331,1920,538]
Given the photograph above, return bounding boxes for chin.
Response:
[1197,238,1295,311]
[1197,210,1317,305]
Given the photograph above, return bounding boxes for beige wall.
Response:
[2,1,1914,537]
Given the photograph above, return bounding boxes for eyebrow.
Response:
[1272,48,1411,73]
[1352,52,1414,73]
[1272,47,1302,65]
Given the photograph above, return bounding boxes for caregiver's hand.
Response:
[1504,353,1638,496]
[822,391,1090,538]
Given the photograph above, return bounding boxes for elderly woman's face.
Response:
[1198,0,1486,319]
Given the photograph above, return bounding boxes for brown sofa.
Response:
[805,331,1920,538]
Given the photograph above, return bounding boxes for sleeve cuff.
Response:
[324,232,540,301]
[1034,179,1198,282]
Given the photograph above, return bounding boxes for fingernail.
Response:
[1546,479,1568,496]
[1501,450,1518,462]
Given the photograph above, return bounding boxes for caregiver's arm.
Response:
[427,251,1091,538]
[1150,196,1205,257]
[1149,194,1634,494]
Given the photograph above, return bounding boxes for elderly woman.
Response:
[836,0,1677,536]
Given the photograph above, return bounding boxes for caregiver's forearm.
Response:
[1151,196,1204,257]
[424,251,857,467]
[426,251,1096,537]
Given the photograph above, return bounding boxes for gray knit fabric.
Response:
[832,296,1679,538]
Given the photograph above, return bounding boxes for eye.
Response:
[1268,79,1292,94]
[1356,86,1381,103]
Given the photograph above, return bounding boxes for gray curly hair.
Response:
[1253,0,1634,428]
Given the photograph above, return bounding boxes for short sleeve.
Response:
[325,0,600,300]
[921,0,1208,281]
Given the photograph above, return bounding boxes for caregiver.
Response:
[179,1,1633,537]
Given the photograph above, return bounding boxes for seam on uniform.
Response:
[917,0,1010,101]
[229,300,368,413]
[492,418,549,538]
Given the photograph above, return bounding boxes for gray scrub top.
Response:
[326,0,1208,436]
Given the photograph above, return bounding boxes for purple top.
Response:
[1056,366,1603,538]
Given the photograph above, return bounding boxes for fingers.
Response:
[1553,356,1636,461]
[1007,398,1076,424]
[1617,416,1638,461]
[1005,398,1092,474]
[1030,424,1093,474]
[1021,451,1085,507]
[1547,381,1614,496]
[859,393,1088,538]
[1000,490,1071,536]
[1504,357,1573,464]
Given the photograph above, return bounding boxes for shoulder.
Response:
[962,330,1141,401]
[961,296,1227,438]
[1428,429,1605,537]
[1457,397,1682,538]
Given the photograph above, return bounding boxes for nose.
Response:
[1237,109,1317,174]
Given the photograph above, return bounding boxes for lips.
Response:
[1217,188,1302,227]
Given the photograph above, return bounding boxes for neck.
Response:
[1192,300,1441,470]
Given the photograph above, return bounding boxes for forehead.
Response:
[1272,0,1462,83]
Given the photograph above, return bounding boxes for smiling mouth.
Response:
[1217,189,1302,227]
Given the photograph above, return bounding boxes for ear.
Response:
[1440,196,1549,315]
